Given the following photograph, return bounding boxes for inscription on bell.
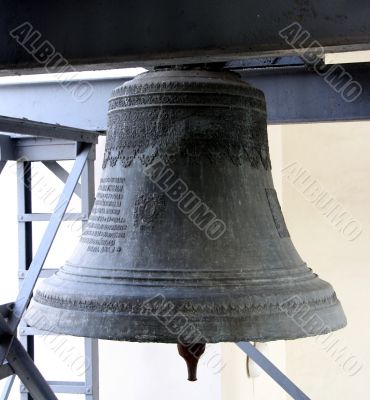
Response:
[81,177,127,253]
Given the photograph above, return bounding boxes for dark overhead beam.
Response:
[1,0,370,74]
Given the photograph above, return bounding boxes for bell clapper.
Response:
[177,343,206,381]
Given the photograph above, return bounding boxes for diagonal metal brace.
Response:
[237,342,311,400]
[42,161,82,198]
[6,338,58,400]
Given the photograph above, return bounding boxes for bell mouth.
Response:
[25,272,346,343]
[26,299,347,343]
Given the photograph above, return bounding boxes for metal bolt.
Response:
[86,387,92,394]
[19,271,25,278]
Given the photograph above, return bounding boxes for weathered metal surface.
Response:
[26,68,346,343]
[2,1,370,73]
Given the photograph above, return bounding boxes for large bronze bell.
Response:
[26,67,346,380]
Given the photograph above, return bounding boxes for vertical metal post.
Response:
[81,159,95,227]
[84,339,99,399]
[17,161,34,400]
[81,158,99,400]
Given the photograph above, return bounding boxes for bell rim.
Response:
[25,299,347,343]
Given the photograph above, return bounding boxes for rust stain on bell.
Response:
[25,66,346,380]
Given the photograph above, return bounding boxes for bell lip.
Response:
[25,299,347,343]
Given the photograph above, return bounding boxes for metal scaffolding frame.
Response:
[0,116,100,399]
[0,115,312,399]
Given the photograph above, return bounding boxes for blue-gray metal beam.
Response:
[1,64,370,125]
[14,138,92,162]
[47,381,85,394]
[240,63,370,124]
[16,160,34,400]
[2,1,370,72]
[0,81,120,131]
[0,116,99,143]
[237,342,310,400]
[81,159,100,400]
[19,213,87,222]
[1,135,96,163]
[84,339,99,399]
